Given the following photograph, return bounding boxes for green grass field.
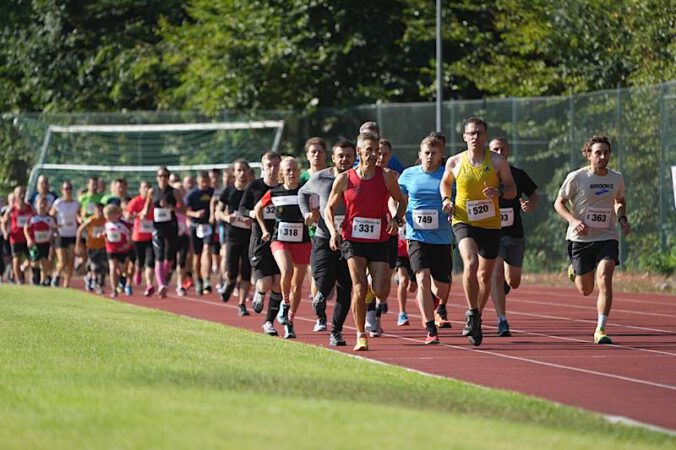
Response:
[0,285,673,450]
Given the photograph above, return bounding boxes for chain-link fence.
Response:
[13,81,676,272]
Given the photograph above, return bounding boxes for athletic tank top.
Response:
[27,215,54,244]
[104,221,132,254]
[9,204,33,244]
[452,151,501,229]
[152,186,177,224]
[342,166,391,242]
[260,185,309,243]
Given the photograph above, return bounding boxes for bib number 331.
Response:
[351,217,381,240]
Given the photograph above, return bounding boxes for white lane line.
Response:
[517,288,676,308]
[509,296,676,319]
[151,292,676,392]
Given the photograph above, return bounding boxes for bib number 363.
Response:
[585,207,611,229]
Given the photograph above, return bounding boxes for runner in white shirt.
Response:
[50,181,81,287]
[555,135,630,345]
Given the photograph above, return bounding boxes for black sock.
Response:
[375,302,383,317]
[367,299,376,312]
[425,320,438,336]
[32,268,41,285]
[267,291,282,322]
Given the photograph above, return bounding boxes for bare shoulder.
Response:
[445,151,464,171]
[490,151,507,168]
[333,171,349,190]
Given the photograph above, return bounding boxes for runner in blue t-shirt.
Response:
[398,135,454,344]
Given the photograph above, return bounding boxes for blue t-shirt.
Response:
[398,165,454,245]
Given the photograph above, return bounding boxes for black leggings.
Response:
[311,237,352,333]
[134,240,155,269]
[225,240,252,282]
[152,223,178,263]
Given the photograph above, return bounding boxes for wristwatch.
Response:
[394,216,404,226]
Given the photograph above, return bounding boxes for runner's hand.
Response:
[619,217,631,236]
[520,198,535,213]
[442,199,455,217]
[571,218,588,236]
[329,233,341,251]
[482,182,499,199]
[261,231,271,242]
[386,218,398,236]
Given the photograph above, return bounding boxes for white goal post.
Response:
[25,119,284,196]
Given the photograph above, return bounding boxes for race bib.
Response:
[277,222,303,242]
[231,214,251,229]
[500,208,514,227]
[106,229,121,243]
[60,218,77,229]
[92,226,104,238]
[263,205,276,220]
[16,215,28,227]
[412,209,439,230]
[196,223,212,238]
[585,207,612,229]
[154,208,171,222]
[34,230,51,244]
[466,199,495,222]
[139,220,154,234]
[333,214,345,231]
[351,217,381,240]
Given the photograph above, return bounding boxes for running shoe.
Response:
[124,284,132,296]
[144,286,155,297]
[195,279,203,296]
[284,322,296,339]
[497,319,511,337]
[262,321,278,336]
[311,292,327,318]
[435,304,452,329]
[252,291,264,314]
[183,276,194,290]
[353,334,368,351]
[220,283,236,303]
[313,317,327,332]
[238,304,250,317]
[158,285,168,299]
[424,332,440,345]
[277,303,290,325]
[215,282,225,294]
[109,291,118,299]
[567,264,575,283]
[593,328,613,345]
[369,316,383,338]
[175,286,186,297]
[329,331,346,346]
[115,286,123,296]
[51,276,60,288]
[464,309,483,346]
[365,310,377,333]
[202,282,212,295]
[397,312,409,326]
[84,274,93,292]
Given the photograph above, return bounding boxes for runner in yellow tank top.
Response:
[452,150,501,229]
[439,117,516,346]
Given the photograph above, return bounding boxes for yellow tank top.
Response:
[452,151,501,229]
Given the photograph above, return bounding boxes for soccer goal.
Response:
[15,115,284,195]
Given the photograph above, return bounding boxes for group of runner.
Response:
[0,117,630,349]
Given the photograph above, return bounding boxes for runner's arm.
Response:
[554,195,587,235]
[440,159,456,215]
[324,173,347,240]
[614,196,630,236]
[495,156,516,200]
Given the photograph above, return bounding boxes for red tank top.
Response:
[342,166,391,242]
[104,221,132,254]
[9,205,33,244]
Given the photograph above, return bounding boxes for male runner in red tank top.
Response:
[325,131,407,351]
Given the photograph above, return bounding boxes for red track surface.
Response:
[96,279,676,431]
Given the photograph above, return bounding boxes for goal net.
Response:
[14,114,284,195]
